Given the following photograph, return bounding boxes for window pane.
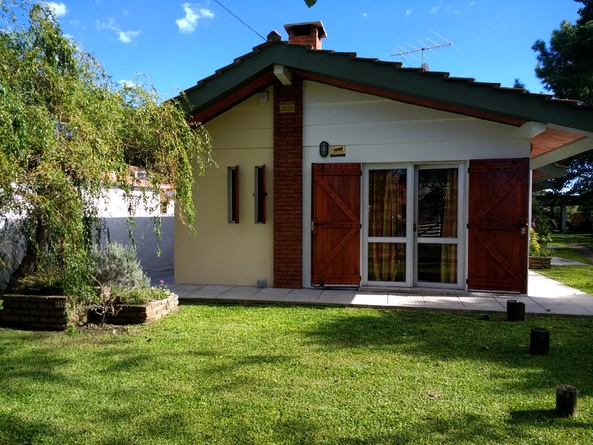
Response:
[228,166,240,223]
[254,165,266,224]
[417,168,457,238]
[417,243,457,283]
[368,243,406,282]
[369,169,407,238]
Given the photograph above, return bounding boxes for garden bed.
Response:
[1,292,179,330]
[89,292,179,325]
[529,256,552,269]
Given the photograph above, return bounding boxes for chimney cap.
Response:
[267,30,282,42]
[284,21,327,38]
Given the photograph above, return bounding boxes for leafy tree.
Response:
[532,0,593,104]
[532,0,593,228]
[0,1,213,294]
[547,152,593,212]
[513,79,527,90]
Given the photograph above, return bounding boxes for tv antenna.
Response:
[392,30,462,71]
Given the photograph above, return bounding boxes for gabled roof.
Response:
[179,38,593,183]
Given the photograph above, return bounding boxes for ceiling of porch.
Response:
[531,128,590,191]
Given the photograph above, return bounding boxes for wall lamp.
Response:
[319,141,329,157]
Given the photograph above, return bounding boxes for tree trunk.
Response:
[6,215,50,292]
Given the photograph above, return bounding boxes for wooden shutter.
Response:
[467,158,529,293]
[312,163,361,286]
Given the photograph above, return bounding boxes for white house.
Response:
[174,22,593,294]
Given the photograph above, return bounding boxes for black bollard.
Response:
[507,300,525,321]
[556,384,578,417]
[530,327,550,355]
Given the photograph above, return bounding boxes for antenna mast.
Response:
[392,31,455,70]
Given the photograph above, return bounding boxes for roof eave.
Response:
[181,42,593,132]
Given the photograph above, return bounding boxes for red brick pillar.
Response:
[273,79,303,288]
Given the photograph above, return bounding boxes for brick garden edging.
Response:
[1,295,68,331]
[89,293,179,325]
[1,293,179,330]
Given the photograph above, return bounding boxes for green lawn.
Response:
[539,233,593,295]
[1,304,592,444]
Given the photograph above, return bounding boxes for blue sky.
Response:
[40,0,581,100]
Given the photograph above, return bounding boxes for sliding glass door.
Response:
[364,164,463,288]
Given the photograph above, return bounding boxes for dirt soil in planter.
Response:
[77,323,131,335]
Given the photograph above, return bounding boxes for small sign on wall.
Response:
[279,101,295,113]
[330,145,346,157]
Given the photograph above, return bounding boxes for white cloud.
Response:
[430,5,440,13]
[406,9,413,15]
[96,18,116,32]
[44,2,67,17]
[199,8,215,19]
[361,12,368,18]
[96,18,141,44]
[176,3,214,34]
[119,79,139,89]
[118,30,141,44]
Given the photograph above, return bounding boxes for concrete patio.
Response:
[169,271,593,317]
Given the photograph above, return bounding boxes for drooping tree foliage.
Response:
[0,0,213,294]
[532,0,593,228]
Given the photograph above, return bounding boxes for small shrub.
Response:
[116,284,172,305]
[88,243,150,289]
[87,243,152,323]
[529,227,551,257]
[67,301,90,326]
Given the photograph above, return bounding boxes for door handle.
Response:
[511,223,528,235]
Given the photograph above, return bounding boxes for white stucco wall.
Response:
[301,81,532,287]
[174,89,274,286]
[97,187,174,285]
[97,187,174,218]
[1,188,174,290]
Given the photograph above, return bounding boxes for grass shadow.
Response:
[0,412,59,444]
[304,308,593,393]
[509,409,557,423]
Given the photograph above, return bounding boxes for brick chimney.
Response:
[284,21,326,50]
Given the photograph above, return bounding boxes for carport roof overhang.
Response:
[178,41,593,179]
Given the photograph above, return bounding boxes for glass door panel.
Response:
[367,169,407,283]
[417,168,458,238]
[369,169,407,238]
[417,243,457,283]
[416,167,459,285]
[368,243,406,281]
